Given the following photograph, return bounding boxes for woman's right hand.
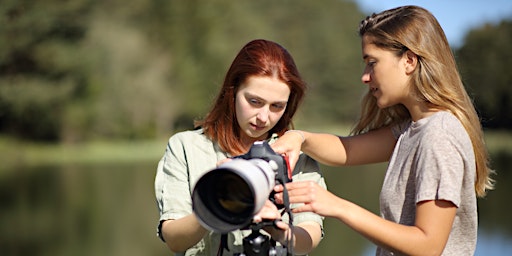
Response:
[271,130,304,171]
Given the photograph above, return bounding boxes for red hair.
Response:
[195,39,306,156]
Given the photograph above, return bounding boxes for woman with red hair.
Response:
[155,39,325,255]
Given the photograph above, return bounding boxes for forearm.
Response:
[292,222,323,255]
[336,198,448,256]
[300,127,395,166]
[161,214,208,253]
[300,131,348,166]
[267,221,322,255]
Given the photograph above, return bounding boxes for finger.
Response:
[274,184,284,192]
[216,158,232,167]
[291,205,313,213]
[283,180,316,191]
[255,201,280,220]
[273,220,289,231]
[287,153,298,171]
[253,215,262,223]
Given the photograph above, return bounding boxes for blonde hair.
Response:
[355,5,494,197]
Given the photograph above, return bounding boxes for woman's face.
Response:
[361,36,411,109]
[235,75,290,145]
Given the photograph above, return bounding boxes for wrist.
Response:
[267,226,291,245]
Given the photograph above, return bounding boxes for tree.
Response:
[456,20,512,129]
[0,0,91,140]
[0,0,367,142]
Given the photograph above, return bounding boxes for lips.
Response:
[250,123,266,131]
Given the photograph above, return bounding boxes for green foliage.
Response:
[3,0,509,142]
[456,20,512,128]
[1,0,367,142]
[0,0,91,141]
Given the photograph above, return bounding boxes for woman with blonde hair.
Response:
[271,5,494,255]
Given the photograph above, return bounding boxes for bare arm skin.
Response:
[274,181,456,256]
[272,126,396,170]
[160,214,208,253]
[256,200,323,255]
[162,200,322,255]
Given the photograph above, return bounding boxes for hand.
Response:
[254,200,291,244]
[253,199,282,223]
[271,130,304,171]
[215,157,232,167]
[274,181,341,218]
[253,200,289,230]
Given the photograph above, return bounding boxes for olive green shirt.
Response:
[155,128,326,256]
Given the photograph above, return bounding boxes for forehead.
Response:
[238,76,290,102]
[361,36,379,56]
[361,37,398,61]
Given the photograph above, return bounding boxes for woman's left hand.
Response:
[274,181,342,218]
[253,199,283,223]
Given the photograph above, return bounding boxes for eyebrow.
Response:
[245,92,288,104]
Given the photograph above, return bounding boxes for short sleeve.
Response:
[415,132,465,207]
[154,135,193,222]
[288,153,326,227]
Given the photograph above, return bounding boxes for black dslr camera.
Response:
[192,141,292,233]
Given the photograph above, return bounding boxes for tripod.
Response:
[233,221,291,256]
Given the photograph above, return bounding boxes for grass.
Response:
[1,129,510,172]
[0,137,167,172]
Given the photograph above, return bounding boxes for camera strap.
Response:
[217,233,229,256]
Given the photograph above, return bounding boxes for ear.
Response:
[403,50,418,74]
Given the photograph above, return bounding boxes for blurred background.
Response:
[1,0,511,255]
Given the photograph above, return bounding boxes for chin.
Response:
[253,131,269,140]
[376,100,392,109]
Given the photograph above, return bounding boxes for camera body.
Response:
[192,141,292,233]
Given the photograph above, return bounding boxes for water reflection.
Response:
[0,163,169,256]
[0,149,510,256]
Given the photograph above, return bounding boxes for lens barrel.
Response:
[192,158,277,233]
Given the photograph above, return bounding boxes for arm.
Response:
[256,200,322,255]
[275,181,456,256]
[154,133,215,253]
[268,221,322,255]
[160,215,208,252]
[273,126,396,169]
[255,153,324,255]
[336,198,455,255]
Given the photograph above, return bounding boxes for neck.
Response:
[240,133,268,152]
[404,101,439,121]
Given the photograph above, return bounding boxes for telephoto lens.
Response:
[192,158,278,233]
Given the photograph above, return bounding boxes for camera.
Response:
[192,141,292,234]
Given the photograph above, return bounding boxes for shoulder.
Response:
[168,128,209,144]
[423,112,467,138]
[415,111,472,152]
[166,128,214,152]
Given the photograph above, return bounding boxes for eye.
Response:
[249,98,263,106]
[271,103,286,111]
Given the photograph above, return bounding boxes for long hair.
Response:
[195,39,306,156]
[355,5,494,197]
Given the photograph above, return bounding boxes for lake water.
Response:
[1,150,510,255]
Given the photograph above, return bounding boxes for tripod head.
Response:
[234,221,291,256]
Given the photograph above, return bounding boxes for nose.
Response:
[361,70,371,84]
[256,106,270,123]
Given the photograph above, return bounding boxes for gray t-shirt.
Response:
[155,128,326,256]
[377,111,477,256]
